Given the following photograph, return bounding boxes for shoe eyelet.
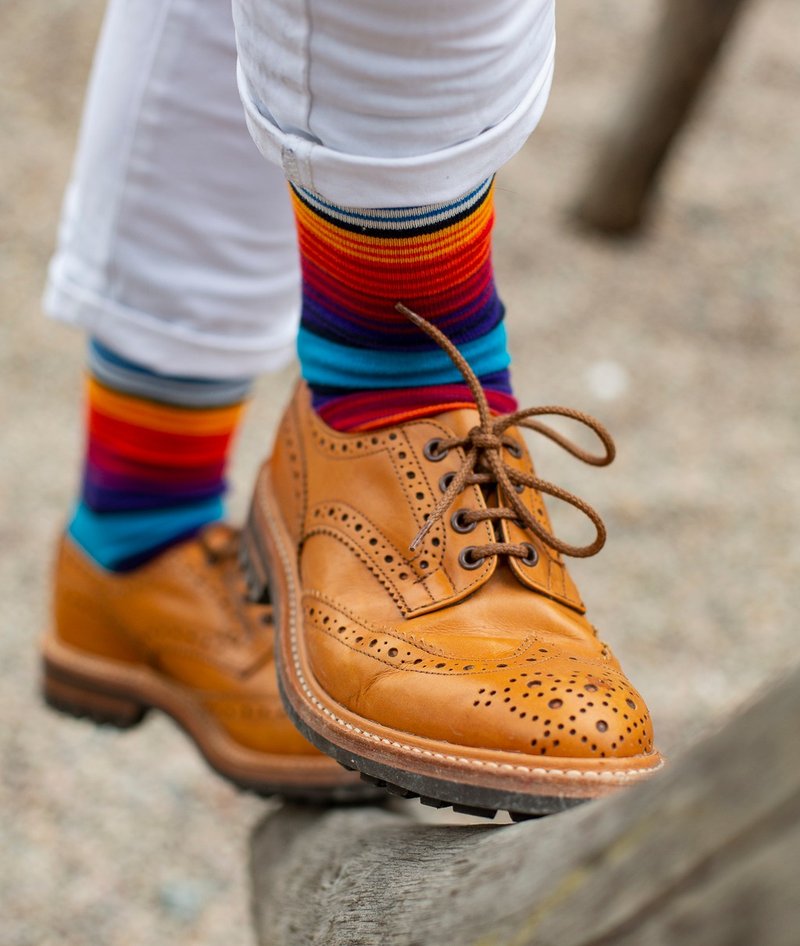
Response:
[505,440,523,459]
[423,438,449,462]
[451,509,477,533]
[459,547,485,570]
[513,482,525,494]
[439,471,456,493]
[520,542,539,567]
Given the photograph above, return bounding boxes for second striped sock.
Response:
[68,341,251,571]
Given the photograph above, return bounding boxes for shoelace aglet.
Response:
[395,301,418,323]
[409,519,433,552]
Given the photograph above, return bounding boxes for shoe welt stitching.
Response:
[262,477,663,782]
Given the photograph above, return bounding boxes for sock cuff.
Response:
[89,339,253,408]
[290,178,493,236]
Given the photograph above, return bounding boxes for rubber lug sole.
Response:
[44,667,148,729]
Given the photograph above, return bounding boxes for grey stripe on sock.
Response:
[89,346,252,407]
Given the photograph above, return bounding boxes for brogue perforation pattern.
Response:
[311,424,390,459]
[306,502,438,607]
[283,413,306,539]
[392,430,445,565]
[307,597,530,672]
[308,421,451,575]
[304,596,652,759]
[472,671,654,758]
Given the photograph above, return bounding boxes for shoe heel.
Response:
[42,664,148,729]
[240,508,271,604]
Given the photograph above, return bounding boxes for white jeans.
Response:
[45,0,555,378]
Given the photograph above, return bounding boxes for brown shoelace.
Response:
[396,303,615,561]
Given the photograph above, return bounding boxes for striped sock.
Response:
[68,340,251,571]
[291,178,517,432]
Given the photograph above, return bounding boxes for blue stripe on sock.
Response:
[297,322,511,389]
[68,498,224,572]
[310,368,514,399]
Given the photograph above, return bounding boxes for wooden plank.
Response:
[251,662,799,946]
[574,0,751,234]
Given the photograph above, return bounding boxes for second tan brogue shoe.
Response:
[42,524,368,800]
[244,308,663,817]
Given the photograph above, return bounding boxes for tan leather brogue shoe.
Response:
[243,307,663,817]
[42,523,367,800]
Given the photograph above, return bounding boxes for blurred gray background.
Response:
[1,1,798,943]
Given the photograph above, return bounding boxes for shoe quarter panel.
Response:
[297,409,499,618]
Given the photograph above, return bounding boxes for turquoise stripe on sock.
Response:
[68,498,224,571]
[298,322,511,389]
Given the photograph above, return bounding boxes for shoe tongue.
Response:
[428,407,483,439]
[429,407,502,513]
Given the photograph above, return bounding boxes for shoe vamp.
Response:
[404,561,604,656]
[301,558,645,756]
[305,608,650,757]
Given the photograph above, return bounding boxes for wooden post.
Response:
[250,661,799,946]
[252,671,800,946]
[574,0,751,235]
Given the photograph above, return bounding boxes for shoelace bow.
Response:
[396,303,615,561]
